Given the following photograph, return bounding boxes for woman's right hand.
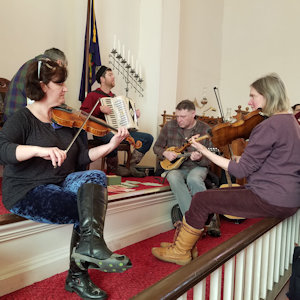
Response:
[16,145,67,168]
[37,147,67,167]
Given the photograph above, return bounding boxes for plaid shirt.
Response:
[4,55,44,121]
[153,119,212,168]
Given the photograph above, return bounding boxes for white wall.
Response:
[177,0,224,117]
[2,0,300,167]
[220,0,300,114]
[0,0,86,109]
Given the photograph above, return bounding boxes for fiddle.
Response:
[209,109,265,149]
[51,104,142,151]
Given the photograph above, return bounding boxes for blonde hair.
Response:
[250,73,290,116]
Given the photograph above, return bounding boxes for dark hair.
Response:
[291,104,300,110]
[26,60,68,101]
[176,99,195,111]
[96,66,112,83]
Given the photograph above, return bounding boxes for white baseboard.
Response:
[0,190,175,296]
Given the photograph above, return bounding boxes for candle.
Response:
[127,50,130,64]
[131,55,134,69]
[118,40,121,53]
[139,65,142,78]
[113,35,116,49]
[122,45,125,58]
[136,60,139,74]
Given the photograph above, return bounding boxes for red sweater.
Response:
[80,88,115,120]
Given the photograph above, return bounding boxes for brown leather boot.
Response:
[206,214,221,237]
[129,150,146,177]
[160,221,198,259]
[106,156,131,177]
[151,217,204,265]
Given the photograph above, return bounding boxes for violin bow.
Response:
[213,87,235,184]
[65,99,100,153]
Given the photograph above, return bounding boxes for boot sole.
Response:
[72,250,132,273]
[160,242,198,259]
[151,248,191,266]
[65,283,107,300]
[207,229,221,237]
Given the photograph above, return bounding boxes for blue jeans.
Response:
[9,170,107,230]
[163,166,208,214]
[93,130,153,156]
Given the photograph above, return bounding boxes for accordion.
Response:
[100,95,139,130]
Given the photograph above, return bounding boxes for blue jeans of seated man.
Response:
[9,170,107,231]
[164,166,208,215]
[93,130,153,157]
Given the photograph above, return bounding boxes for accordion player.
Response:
[100,95,139,130]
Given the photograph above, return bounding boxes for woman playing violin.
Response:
[0,60,132,299]
[151,73,300,266]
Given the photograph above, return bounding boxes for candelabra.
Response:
[194,97,216,116]
[194,96,208,110]
[109,48,144,97]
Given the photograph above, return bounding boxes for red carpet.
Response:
[0,217,261,300]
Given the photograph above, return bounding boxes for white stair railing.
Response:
[132,210,299,300]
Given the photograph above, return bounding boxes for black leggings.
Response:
[185,186,298,229]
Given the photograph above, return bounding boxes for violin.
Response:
[209,109,265,149]
[51,104,142,150]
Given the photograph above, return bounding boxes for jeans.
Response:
[164,166,208,214]
[93,130,153,157]
[9,170,107,231]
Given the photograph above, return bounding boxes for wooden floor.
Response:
[275,281,289,300]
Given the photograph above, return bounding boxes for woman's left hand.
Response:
[110,127,129,147]
[190,136,208,155]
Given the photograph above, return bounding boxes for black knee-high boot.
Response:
[72,183,132,272]
[65,229,107,299]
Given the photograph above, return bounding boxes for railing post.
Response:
[209,267,222,300]
[223,258,234,300]
[280,219,287,276]
[267,226,276,290]
[234,251,245,300]
[244,243,254,300]
[193,279,206,300]
[253,237,262,300]
[274,222,282,282]
[260,233,270,299]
